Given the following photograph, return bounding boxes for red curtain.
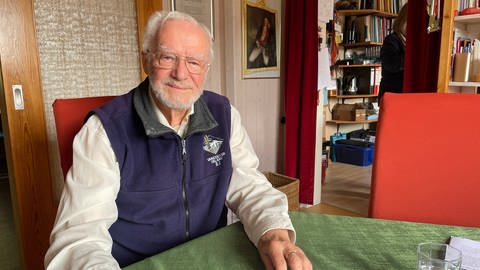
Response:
[284,0,318,204]
[403,0,442,92]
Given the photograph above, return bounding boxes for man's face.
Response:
[144,19,210,110]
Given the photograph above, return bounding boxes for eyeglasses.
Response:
[147,49,209,75]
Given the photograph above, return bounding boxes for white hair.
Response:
[142,11,214,62]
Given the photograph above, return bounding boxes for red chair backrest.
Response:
[52,96,115,179]
[369,92,480,227]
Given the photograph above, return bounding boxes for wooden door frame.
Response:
[0,0,56,269]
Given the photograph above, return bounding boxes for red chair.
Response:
[369,92,480,227]
[52,96,115,179]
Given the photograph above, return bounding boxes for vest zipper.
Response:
[181,139,190,239]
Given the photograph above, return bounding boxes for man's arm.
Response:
[225,106,311,270]
[45,115,121,270]
[225,105,293,244]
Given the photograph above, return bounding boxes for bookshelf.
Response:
[437,1,480,93]
[334,9,393,96]
[325,7,398,137]
[326,92,378,134]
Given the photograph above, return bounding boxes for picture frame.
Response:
[242,0,280,78]
[171,0,214,39]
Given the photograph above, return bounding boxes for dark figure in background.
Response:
[379,3,408,102]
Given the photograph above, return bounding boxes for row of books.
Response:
[370,66,382,95]
[343,15,393,44]
[458,0,480,13]
[455,37,475,54]
[353,0,406,14]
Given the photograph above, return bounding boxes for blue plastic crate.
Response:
[333,143,374,166]
[329,133,347,162]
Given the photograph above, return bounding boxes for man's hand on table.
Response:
[257,229,312,270]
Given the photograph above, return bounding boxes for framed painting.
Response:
[242,0,280,78]
[171,0,214,39]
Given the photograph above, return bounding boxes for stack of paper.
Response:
[448,236,480,270]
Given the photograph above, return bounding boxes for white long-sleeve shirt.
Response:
[45,99,295,269]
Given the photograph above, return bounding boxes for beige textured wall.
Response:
[35,0,284,201]
[34,0,141,199]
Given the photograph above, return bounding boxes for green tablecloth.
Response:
[124,212,480,269]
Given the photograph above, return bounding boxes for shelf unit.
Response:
[337,64,381,68]
[341,42,383,48]
[325,8,397,137]
[337,9,397,18]
[326,93,378,133]
[326,9,391,135]
[330,93,378,103]
[334,9,397,96]
[437,1,480,93]
[326,119,378,124]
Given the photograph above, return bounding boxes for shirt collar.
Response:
[148,89,194,137]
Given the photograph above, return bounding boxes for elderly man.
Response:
[45,11,311,270]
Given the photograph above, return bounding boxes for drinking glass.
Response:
[417,242,462,270]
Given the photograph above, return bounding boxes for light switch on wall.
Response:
[12,84,24,110]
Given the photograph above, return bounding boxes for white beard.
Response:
[149,77,203,110]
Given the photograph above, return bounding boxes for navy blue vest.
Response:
[92,80,233,267]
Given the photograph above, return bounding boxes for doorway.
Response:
[0,59,21,269]
[0,0,57,266]
[0,133,20,269]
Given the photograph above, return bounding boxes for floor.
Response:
[0,177,21,270]
[302,159,372,217]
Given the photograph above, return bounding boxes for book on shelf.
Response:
[373,66,381,94]
[358,0,402,13]
[369,66,381,94]
[370,67,375,93]
[340,0,405,14]
[343,15,393,44]
[458,0,480,14]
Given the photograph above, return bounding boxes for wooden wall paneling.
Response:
[136,0,163,80]
[0,0,56,269]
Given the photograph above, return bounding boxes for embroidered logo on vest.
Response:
[204,135,225,167]
[203,135,223,154]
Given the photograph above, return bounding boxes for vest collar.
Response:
[133,78,219,138]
